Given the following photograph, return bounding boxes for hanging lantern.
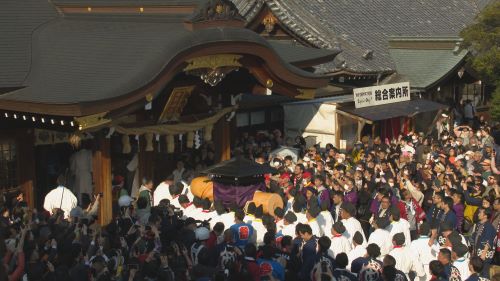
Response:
[122,135,131,154]
[145,133,154,152]
[204,124,213,141]
[166,134,175,153]
[186,131,195,149]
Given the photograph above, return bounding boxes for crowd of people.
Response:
[1,115,500,281]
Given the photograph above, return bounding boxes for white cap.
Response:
[118,195,135,207]
[195,227,210,241]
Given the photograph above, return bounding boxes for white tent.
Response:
[269,146,300,162]
[283,95,353,147]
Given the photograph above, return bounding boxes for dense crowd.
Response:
[1,114,500,281]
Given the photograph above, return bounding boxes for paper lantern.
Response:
[145,133,154,152]
[166,134,175,153]
[204,124,213,141]
[122,135,131,154]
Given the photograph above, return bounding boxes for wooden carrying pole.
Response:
[92,138,112,226]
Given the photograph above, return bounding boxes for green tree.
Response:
[460,1,500,120]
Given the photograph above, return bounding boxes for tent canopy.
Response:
[269,146,300,163]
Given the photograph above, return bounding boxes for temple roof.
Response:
[232,0,490,75]
[0,0,339,116]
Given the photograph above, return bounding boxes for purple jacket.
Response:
[317,187,331,209]
[344,190,358,205]
[453,203,465,231]
[369,195,399,214]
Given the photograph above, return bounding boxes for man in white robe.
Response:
[43,175,78,219]
[368,218,393,260]
[329,222,351,258]
[69,147,92,201]
[410,222,439,281]
[280,212,297,237]
[348,231,367,271]
[387,206,411,247]
[389,233,425,280]
[153,178,173,206]
[340,202,367,246]
[452,243,470,280]
[316,201,334,237]
[306,205,322,238]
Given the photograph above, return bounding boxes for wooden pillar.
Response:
[357,120,365,141]
[17,129,35,209]
[214,119,231,162]
[92,138,112,226]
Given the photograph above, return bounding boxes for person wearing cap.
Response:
[340,202,367,246]
[191,227,211,266]
[328,221,351,258]
[453,243,471,280]
[410,222,439,281]
[389,232,425,280]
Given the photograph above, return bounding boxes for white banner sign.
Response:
[354,82,410,108]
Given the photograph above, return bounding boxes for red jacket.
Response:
[242,257,260,281]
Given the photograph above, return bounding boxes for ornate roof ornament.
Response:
[186,0,245,30]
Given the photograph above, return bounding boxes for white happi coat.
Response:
[387,219,412,246]
[368,228,393,259]
[410,235,440,281]
[453,257,470,280]
[347,245,367,271]
[389,246,425,279]
[328,235,352,258]
[342,217,367,246]
[317,210,334,237]
[153,182,171,206]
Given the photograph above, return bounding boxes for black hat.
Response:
[341,202,356,216]
[247,202,257,214]
[375,217,390,229]
[202,198,211,210]
[274,207,285,219]
[255,205,264,218]
[332,221,346,234]
[178,194,189,204]
[308,205,320,218]
[440,222,453,232]
[392,232,405,246]
[453,243,469,258]
[447,231,462,246]
[284,211,297,223]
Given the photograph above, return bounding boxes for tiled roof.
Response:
[389,48,468,89]
[232,0,489,75]
[0,0,57,88]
